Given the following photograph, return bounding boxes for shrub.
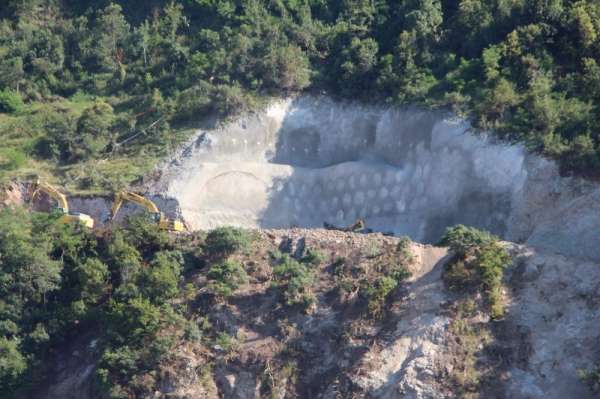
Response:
[212,84,248,115]
[106,297,163,342]
[215,332,237,353]
[174,83,213,122]
[578,366,600,392]
[0,149,27,171]
[444,260,476,291]
[396,236,411,252]
[440,225,510,319]
[364,276,398,318]
[300,248,325,266]
[77,258,110,304]
[207,260,248,298]
[439,224,495,256]
[184,320,202,343]
[139,251,183,302]
[390,264,412,283]
[122,216,170,256]
[0,89,23,113]
[204,227,250,258]
[396,236,414,263]
[272,255,315,308]
[332,257,346,275]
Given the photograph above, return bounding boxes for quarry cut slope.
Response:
[153,96,600,261]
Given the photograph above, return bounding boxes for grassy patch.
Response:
[448,300,493,396]
[0,96,197,194]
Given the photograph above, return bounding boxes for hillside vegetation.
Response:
[1,0,600,191]
[0,209,427,398]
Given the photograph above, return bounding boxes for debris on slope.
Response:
[28,229,600,398]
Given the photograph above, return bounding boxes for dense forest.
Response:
[0,0,600,190]
[0,207,244,398]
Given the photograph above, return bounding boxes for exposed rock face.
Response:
[504,245,600,399]
[152,96,600,261]
[352,244,451,398]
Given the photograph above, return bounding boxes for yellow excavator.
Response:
[108,191,185,232]
[28,180,95,228]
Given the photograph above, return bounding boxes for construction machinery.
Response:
[108,191,185,232]
[28,180,94,228]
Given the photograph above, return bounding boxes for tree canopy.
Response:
[0,0,599,176]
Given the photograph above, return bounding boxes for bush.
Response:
[139,251,183,303]
[439,225,495,256]
[106,297,163,342]
[440,225,510,319]
[444,260,476,291]
[204,227,250,258]
[364,276,398,318]
[215,332,237,353]
[272,255,315,308]
[300,248,325,266]
[207,260,248,298]
[390,264,412,283]
[212,84,248,115]
[77,258,110,304]
[0,89,23,113]
[578,366,600,392]
[396,236,411,253]
[122,216,170,256]
[0,149,27,171]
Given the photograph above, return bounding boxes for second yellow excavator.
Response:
[108,191,185,232]
[28,180,95,228]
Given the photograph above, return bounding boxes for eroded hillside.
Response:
[26,228,600,399]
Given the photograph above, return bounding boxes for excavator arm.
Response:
[29,181,69,213]
[109,191,185,232]
[28,180,94,228]
[110,191,160,221]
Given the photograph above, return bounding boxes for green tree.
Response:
[77,258,110,304]
[364,276,397,318]
[93,3,131,72]
[0,89,23,113]
[262,44,311,91]
[139,251,183,302]
[0,337,27,392]
[75,101,116,159]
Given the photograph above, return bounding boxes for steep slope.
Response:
[31,230,600,398]
[151,96,600,261]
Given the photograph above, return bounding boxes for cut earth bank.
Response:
[148,96,600,261]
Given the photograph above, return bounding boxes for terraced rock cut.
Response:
[153,96,600,260]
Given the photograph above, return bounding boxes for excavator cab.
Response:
[109,191,185,232]
[28,180,94,228]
